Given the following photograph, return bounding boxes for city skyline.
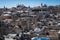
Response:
[0,0,60,8]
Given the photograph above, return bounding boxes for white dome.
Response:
[3,14,11,16]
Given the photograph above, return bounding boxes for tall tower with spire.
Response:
[41,3,43,7]
[4,6,6,8]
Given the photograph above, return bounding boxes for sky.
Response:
[0,0,60,8]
